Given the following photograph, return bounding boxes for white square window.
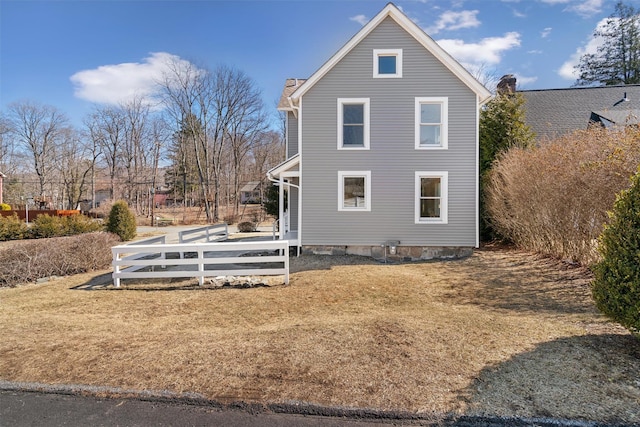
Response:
[373,49,402,78]
[337,98,370,150]
[415,171,448,224]
[415,97,448,149]
[338,171,371,211]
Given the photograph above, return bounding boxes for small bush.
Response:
[64,214,104,235]
[105,200,137,241]
[0,232,119,287]
[29,214,64,238]
[592,170,640,335]
[0,214,28,241]
[237,221,257,232]
[0,203,11,211]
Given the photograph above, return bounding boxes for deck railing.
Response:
[112,240,289,287]
[178,223,228,244]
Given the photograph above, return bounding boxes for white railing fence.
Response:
[179,223,228,244]
[112,240,289,287]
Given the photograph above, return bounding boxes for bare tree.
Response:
[120,97,151,212]
[160,59,218,221]
[57,127,97,209]
[222,68,268,215]
[0,112,16,174]
[85,105,126,200]
[7,101,68,198]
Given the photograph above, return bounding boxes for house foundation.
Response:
[301,245,473,261]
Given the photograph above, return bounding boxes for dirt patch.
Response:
[0,247,638,424]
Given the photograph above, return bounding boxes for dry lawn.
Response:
[1,247,639,423]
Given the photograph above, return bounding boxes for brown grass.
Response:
[1,247,639,423]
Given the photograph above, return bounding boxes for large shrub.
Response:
[0,232,119,287]
[486,127,640,264]
[63,214,104,235]
[29,214,64,238]
[105,200,137,241]
[29,214,103,238]
[592,170,640,335]
[0,214,28,241]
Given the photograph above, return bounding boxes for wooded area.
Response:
[0,62,284,223]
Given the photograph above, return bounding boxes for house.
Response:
[267,3,491,259]
[240,181,262,204]
[504,75,640,140]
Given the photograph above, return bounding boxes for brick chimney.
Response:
[497,74,517,94]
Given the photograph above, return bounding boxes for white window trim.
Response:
[337,98,370,150]
[373,49,403,78]
[338,171,371,212]
[415,97,448,150]
[415,171,448,224]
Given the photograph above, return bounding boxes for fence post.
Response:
[112,248,121,288]
[198,247,204,286]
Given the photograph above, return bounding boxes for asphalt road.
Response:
[0,390,409,427]
[1,389,624,427]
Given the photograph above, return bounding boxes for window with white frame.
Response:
[337,98,370,149]
[415,97,448,149]
[338,171,371,211]
[373,49,402,78]
[415,171,448,223]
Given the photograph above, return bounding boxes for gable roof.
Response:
[519,84,640,140]
[240,181,261,192]
[288,3,491,106]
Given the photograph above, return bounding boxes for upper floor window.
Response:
[415,97,448,149]
[373,49,402,78]
[337,98,370,150]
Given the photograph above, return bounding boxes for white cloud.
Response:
[541,27,552,38]
[427,10,481,34]
[567,0,603,17]
[541,0,603,17]
[515,74,538,87]
[558,17,607,80]
[437,32,521,67]
[70,52,194,105]
[349,14,368,26]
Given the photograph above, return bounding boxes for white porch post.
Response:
[279,176,284,240]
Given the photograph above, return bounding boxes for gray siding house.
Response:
[268,3,491,259]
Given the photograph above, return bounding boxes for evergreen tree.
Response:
[592,170,640,335]
[106,200,137,241]
[479,89,535,240]
[576,1,640,86]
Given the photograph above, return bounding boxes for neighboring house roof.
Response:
[240,181,261,192]
[286,3,491,107]
[278,79,306,111]
[519,84,640,140]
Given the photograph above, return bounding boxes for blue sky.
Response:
[0,0,621,127]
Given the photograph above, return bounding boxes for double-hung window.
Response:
[338,171,371,211]
[415,171,448,224]
[415,97,448,149]
[338,98,370,149]
[373,49,402,78]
